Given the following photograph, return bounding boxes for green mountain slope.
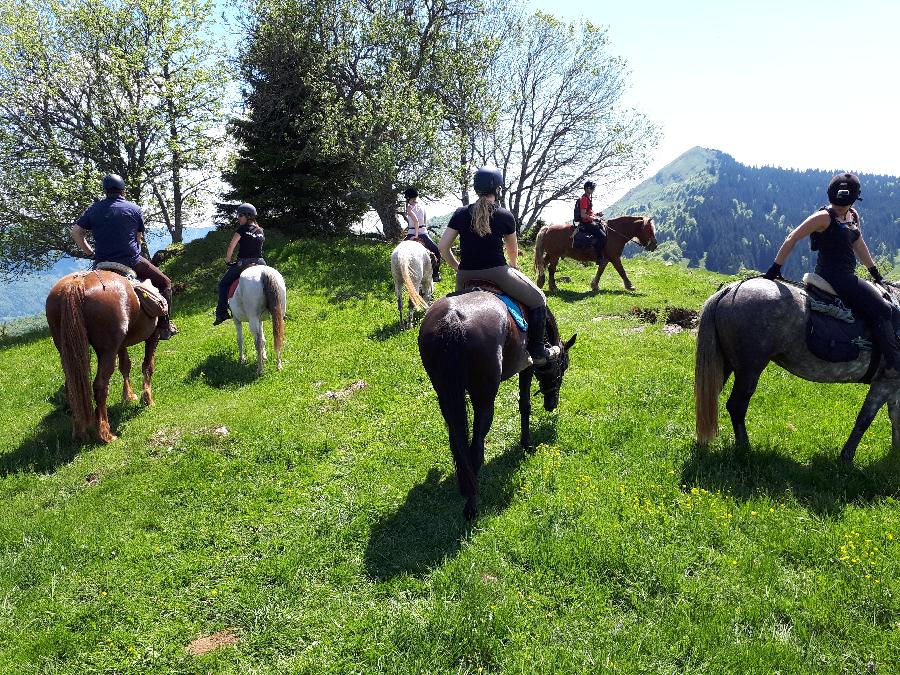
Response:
[1,236,898,672]
[609,146,900,277]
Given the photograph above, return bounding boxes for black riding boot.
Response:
[526,306,552,366]
[873,319,900,377]
[432,256,442,282]
[158,287,178,340]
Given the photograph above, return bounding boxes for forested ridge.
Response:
[610,146,900,277]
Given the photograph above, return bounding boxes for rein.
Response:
[605,220,650,249]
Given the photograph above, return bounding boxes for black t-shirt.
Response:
[236,224,264,259]
[448,205,516,270]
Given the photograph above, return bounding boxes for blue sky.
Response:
[530,0,900,188]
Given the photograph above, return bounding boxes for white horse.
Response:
[391,240,433,328]
[229,265,287,374]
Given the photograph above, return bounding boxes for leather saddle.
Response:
[94,262,168,318]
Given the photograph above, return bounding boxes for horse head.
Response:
[535,332,577,411]
[636,217,658,251]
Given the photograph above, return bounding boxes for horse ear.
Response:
[564,333,577,350]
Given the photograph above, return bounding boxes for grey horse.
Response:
[695,277,900,461]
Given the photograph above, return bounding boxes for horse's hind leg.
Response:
[548,259,559,292]
[118,346,138,402]
[726,366,765,450]
[140,336,158,406]
[888,391,900,454]
[93,350,118,443]
[842,381,893,463]
[250,317,266,375]
[435,388,475,519]
[234,319,245,363]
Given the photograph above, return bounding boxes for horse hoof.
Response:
[141,393,154,406]
[125,392,139,403]
[840,449,856,464]
[626,285,636,292]
[522,442,536,454]
[277,362,283,372]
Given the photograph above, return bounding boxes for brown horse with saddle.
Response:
[533,216,657,292]
[46,268,166,443]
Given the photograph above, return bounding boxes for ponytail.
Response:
[472,195,496,237]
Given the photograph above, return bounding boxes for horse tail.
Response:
[56,281,93,433]
[534,225,548,277]
[400,246,428,310]
[261,268,285,356]
[694,286,729,444]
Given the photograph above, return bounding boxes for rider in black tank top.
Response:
[763,173,900,377]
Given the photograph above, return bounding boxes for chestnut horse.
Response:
[46,271,161,443]
[533,216,657,292]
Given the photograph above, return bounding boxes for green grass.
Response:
[1,232,899,673]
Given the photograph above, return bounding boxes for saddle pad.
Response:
[806,300,871,362]
[228,278,240,299]
[96,261,137,280]
[498,294,528,331]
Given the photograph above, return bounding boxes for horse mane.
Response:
[545,306,561,346]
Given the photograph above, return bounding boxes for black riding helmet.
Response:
[404,187,418,200]
[827,173,862,206]
[102,174,125,193]
[236,203,257,218]
[584,180,596,191]
[473,166,503,196]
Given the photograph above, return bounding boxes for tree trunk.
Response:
[374,196,402,241]
[164,61,183,244]
[459,130,470,206]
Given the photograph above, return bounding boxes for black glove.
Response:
[763,262,783,280]
[868,266,884,283]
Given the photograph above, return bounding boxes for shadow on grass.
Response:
[368,321,409,342]
[0,325,52,349]
[186,353,258,388]
[681,441,900,517]
[0,401,144,476]
[364,443,529,581]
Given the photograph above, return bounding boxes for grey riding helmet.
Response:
[236,203,258,218]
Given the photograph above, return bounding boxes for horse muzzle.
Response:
[646,238,658,252]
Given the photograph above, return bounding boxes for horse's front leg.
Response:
[590,261,609,292]
[842,380,893,462]
[93,350,118,443]
[234,319,245,363]
[609,257,635,291]
[118,346,138,402]
[140,334,159,406]
[519,368,534,451]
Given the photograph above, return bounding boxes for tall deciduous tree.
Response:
[227,0,487,240]
[474,12,659,232]
[0,0,226,277]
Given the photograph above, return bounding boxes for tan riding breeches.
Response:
[455,265,546,309]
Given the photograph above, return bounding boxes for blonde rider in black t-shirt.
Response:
[439,166,553,365]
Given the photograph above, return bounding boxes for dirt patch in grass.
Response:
[186,628,240,656]
[663,306,699,328]
[629,306,657,323]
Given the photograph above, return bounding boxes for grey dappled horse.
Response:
[695,277,900,462]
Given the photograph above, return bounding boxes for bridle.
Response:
[604,218,654,250]
[532,349,568,398]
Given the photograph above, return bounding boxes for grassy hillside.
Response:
[1,232,898,673]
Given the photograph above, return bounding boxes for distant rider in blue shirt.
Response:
[71,174,177,339]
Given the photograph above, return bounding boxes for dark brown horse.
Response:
[533,216,658,292]
[46,271,161,443]
[419,292,576,519]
